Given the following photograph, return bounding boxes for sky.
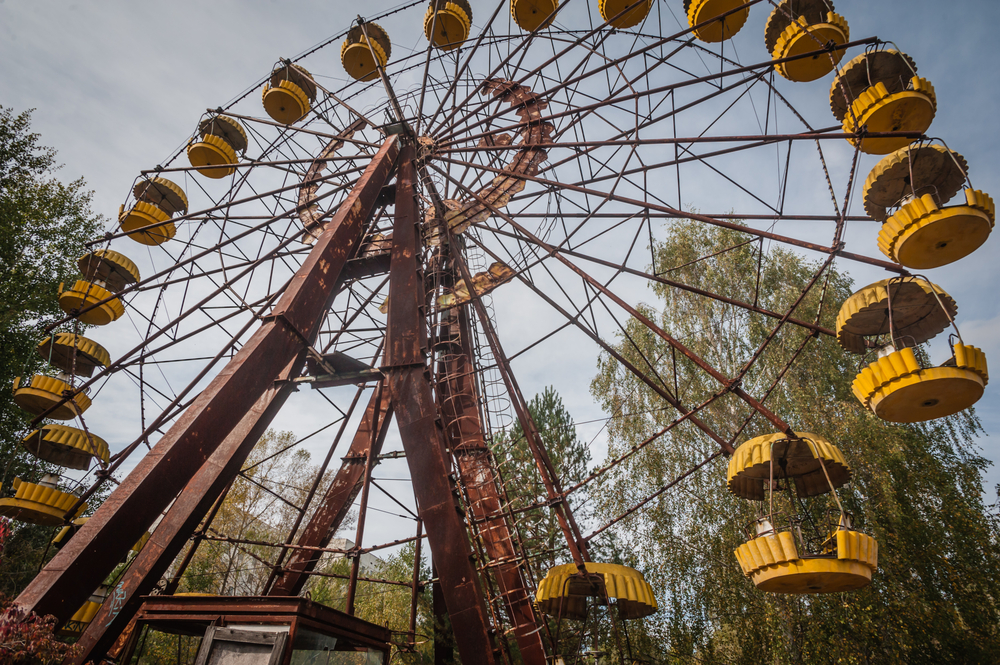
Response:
[3,0,1000,564]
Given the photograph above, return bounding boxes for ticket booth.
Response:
[119,596,390,665]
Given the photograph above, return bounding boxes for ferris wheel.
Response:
[3,0,993,663]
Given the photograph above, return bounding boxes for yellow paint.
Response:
[0,477,87,526]
[879,189,994,269]
[687,0,749,42]
[600,0,652,30]
[772,12,849,82]
[13,375,92,419]
[536,561,657,619]
[58,280,125,325]
[511,0,558,32]
[263,79,310,124]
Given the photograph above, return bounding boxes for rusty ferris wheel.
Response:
[3,0,994,663]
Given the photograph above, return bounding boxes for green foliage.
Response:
[589,220,1000,663]
[0,106,105,600]
[308,541,433,664]
[496,386,591,569]
[177,430,318,595]
[0,106,104,481]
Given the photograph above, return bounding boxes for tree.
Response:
[177,429,322,595]
[496,386,592,571]
[0,107,105,597]
[590,220,1000,663]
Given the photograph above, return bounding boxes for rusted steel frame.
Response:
[90,163,362,247]
[320,276,392,353]
[436,130,925,152]
[540,129,923,186]
[435,0,762,139]
[259,384,367,594]
[459,224,734,457]
[145,154,371,176]
[431,157,905,274]
[267,384,395,596]
[345,380,385,616]
[437,306,547,664]
[431,0,585,138]
[423,0,507,134]
[15,137,399,628]
[206,531,426,558]
[428,164,791,433]
[408,519,424,650]
[444,247,594,563]
[728,329,817,448]
[384,147,499,665]
[370,478,419,518]
[71,357,302,664]
[730,253,837,389]
[440,32,873,145]
[501,212,873,221]
[484,224,835,337]
[61,286,287,513]
[586,450,723,542]
[219,110,383,147]
[162,479,232,596]
[37,261,289,428]
[281,566,418,588]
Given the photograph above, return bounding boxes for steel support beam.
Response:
[71,358,301,663]
[14,136,399,626]
[437,306,547,665]
[268,386,394,596]
[383,147,498,665]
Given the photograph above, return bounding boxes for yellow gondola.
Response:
[765,0,849,82]
[863,144,968,222]
[0,476,87,526]
[685,0,750,42]
[120,177,188,245]
[425,0,473,50]
[835,277,956,354]
[23,424,109,470]
[187,115,248,179]
[600,0,652,30]
[78,249,141,291]
[536,562,657,619]
[832,50,935,155]
[735,529,877,593]
[726,432,850,501]
[728,432,877,594]
[37,333,110,378]
[511,0,559,32]
[341,23,392,82]
[852,343,988,423]
[12,375,91,419]
[879,189,994,270]
[58,280,125,325]
[262,63,317,124]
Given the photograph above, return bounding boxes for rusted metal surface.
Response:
[384,148,498,665]
[127,595,391,651]
[14,137,399,628]
[267,386,394,597]
[436,306,546,665]
[71,358,301,664]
